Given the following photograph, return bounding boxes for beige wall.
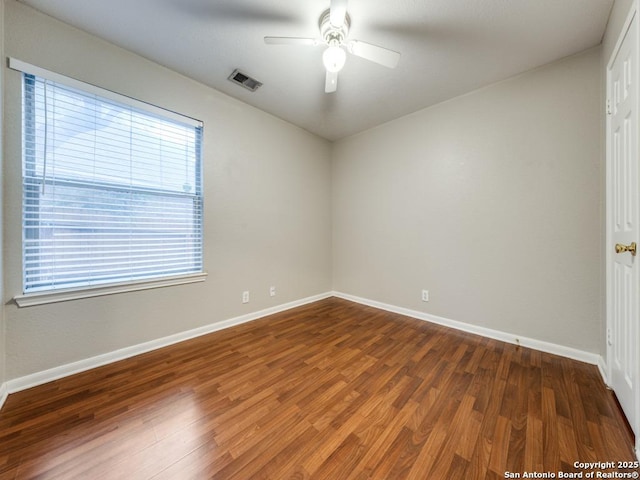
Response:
[0,0,5,389]
[3,1,332,379]
[332,48,603,353]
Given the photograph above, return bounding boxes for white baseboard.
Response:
[597,356,610,387]
[1,291,606,402]
[332,291,602,366]
[0,382,8,411]
[5,292,333,396]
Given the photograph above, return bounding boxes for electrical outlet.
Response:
[270,286,276,297]
[421,290,429,302]
[242,291,250,304]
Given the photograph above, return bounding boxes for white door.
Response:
[607,7,640,451]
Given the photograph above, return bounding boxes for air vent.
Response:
[228,69,263,92]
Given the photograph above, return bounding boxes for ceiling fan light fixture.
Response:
[264,2,400,93]
[323,45,346,72]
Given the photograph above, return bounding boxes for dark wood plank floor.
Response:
[0,297,637,479]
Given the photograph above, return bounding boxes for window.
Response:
[15,60,204,300]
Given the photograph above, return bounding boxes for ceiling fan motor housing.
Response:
[320,9,350,46]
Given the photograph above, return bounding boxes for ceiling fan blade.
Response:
[264,37,319,46]
[325,70,338,93]
[348,40,401,69]
[330,0,348,27]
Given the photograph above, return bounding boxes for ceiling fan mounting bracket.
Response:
[319,9,350,46]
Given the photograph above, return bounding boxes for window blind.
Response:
[21,71,203,293]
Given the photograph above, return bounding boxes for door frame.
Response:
[606,0,640,458]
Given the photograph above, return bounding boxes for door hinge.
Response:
[607,98,612,115]
[607,327,613,346]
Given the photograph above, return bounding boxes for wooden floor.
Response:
[0,297,637,479]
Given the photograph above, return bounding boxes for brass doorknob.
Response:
[615,242,637,256]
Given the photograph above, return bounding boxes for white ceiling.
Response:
[18,0,614,141]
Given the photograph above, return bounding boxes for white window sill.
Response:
[13,272,208,307]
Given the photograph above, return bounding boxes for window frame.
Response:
[10,58,207,307]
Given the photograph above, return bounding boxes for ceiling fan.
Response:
[264,0,401,93]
